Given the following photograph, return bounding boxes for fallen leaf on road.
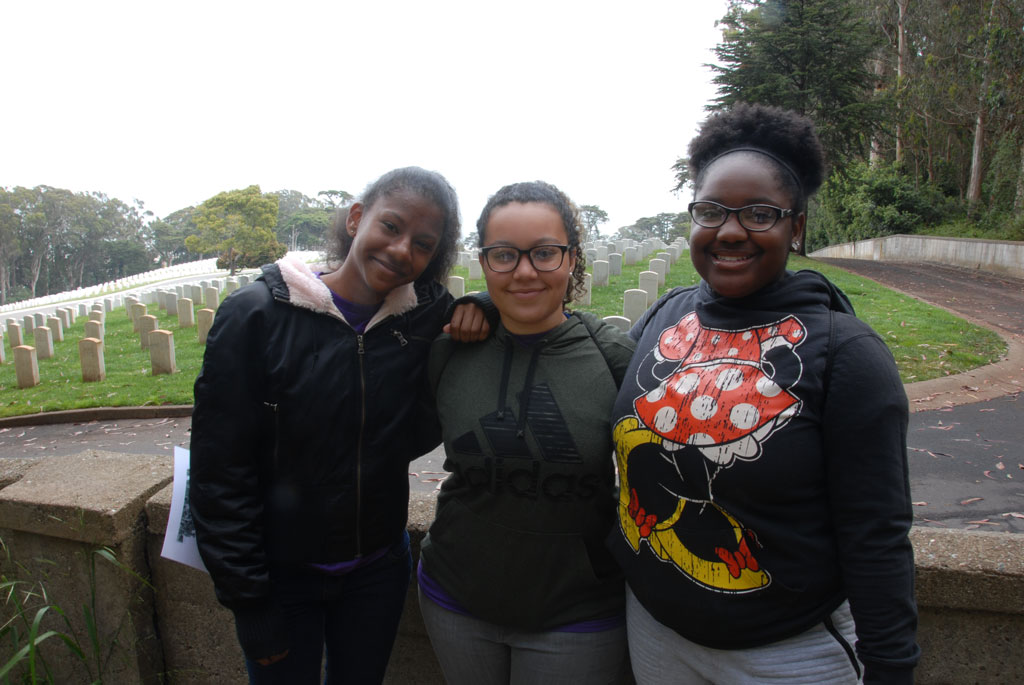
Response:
[960,497,983,505]
[996,462,1005,470]
[912,501,928,506]
[422,471,446,475]
[408,472,419,477]
[919,518,947,526]
[1001,512,1024,519]
[967,520,998,525]
[929,425,954,431]
[983,471,996,480]
[421,478,445,482]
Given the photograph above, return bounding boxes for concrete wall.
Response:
[1,451,1022,683]
[810,234,1024,278]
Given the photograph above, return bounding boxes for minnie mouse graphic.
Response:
[614,311,806,593]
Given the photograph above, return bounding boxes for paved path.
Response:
[818,259,1024,532]
[2,259,1022,531]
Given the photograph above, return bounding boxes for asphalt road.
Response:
[1,259,1021,532]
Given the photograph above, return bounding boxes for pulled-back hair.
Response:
[325,166,460,284]
[476,181,587,305]
[688,103,826,213]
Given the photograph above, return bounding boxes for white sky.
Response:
[2,0,728,238]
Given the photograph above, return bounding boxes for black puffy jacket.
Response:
[190,256,449,624]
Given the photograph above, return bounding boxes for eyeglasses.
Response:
[688,201,794,232]
[480,244,570,273]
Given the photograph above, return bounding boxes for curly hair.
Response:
[687,103,826,213]
[475,181,587,306]
[324,166,460,285]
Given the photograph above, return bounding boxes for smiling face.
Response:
[333,189,443,305]
[481,201,576,335]
[689,153,805,299]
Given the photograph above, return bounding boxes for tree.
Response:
[671,158,692,194]
[317,189,354,209]
[612,213,690,243]
[151,207,196,267]
[0,189,21,305]
[280,209,334,251]
[708,0,887,171]
[185,186,285,274]
[578,205,610,242]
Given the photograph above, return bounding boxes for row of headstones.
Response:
[0,258,231,315]
[0,276,250,389]
[444,237,688,330]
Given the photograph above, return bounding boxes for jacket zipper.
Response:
[355,333,366,557]
[264,402,280,469]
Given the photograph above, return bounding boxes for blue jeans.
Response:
[245,531,412,685]
[418,587,632,685]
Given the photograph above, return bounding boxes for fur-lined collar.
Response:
[273,255,420,331]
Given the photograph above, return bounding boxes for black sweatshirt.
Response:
[608,270,920,683]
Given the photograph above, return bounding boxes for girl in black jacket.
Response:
[190,167,487,684]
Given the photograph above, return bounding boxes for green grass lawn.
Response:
[0,257,1006,418]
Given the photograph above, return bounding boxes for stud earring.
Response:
[792,241,800,251]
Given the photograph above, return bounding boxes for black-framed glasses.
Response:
[688,201,794,232]
[480,244,570,273]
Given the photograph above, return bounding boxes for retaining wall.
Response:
[810,234,1024,278]
[1,452,1021,683]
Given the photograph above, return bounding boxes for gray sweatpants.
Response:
[626,586,862,684]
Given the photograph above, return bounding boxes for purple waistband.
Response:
[416,561,623,633]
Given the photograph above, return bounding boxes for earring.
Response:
[791,241,800,251]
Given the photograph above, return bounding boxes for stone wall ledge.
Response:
[2,460,1022,683]
[809,234,1024,279]
[0,450,171,545]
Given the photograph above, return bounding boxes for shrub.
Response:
[811,162,949,249]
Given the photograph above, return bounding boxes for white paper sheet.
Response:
[160,446,208,573]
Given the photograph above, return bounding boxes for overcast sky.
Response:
[3,0,728,238]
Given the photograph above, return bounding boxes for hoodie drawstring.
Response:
[515,345,543,438]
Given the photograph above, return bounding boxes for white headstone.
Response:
[592,260,610,287]
[649,258,667,287]
[623,289,649,324]
[46,316,63,343]
[638,271,659,306]
[33,326,54,360]
[608,253,623,276]
[7,321,23,348]
[178,298,195,328]
[149,330,176,375]
[85,319,105,342]
[447,276,465,298]
[79,337,105,382]
[575,273,592,306]
[14,346,39,388]
[602,315,631,332]
[139,315,158,349]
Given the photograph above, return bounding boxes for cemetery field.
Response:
[0,304,205,418]
[0,258,1006,418]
